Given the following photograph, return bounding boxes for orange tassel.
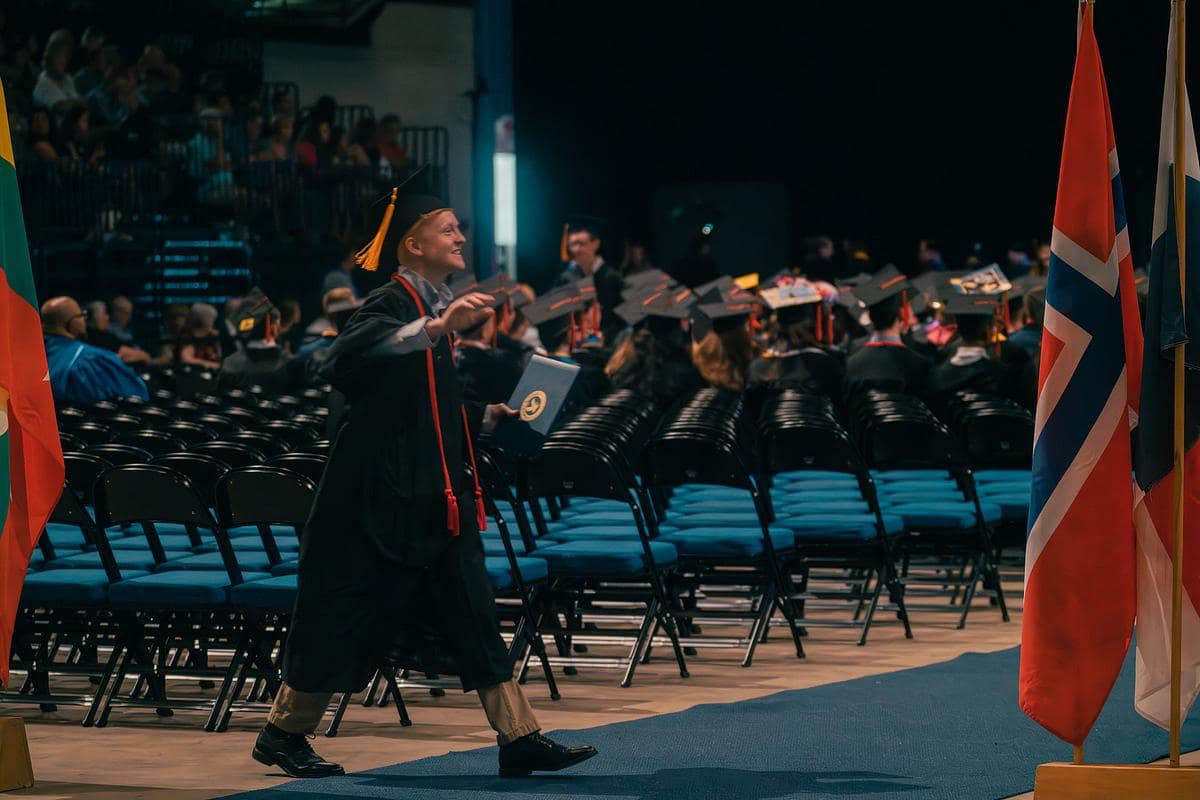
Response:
[560,223,570,263]
[355,187,398,271]
[445,489,460,537]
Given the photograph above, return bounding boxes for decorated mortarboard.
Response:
[943,294,1001,318]
[233,287,279,339]
[760,281,823,311]
[734,272,760,291]
[950,263,1012,295]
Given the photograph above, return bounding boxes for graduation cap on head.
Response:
[232,287,279,341]
[476,271,516,309]
[354,167,450,272]
[852,272,910,309]
[691,274,733,300]
[943,294,1001,318]
[561,214,607,262]
[691,297,756,339]
[951,263,1012,295]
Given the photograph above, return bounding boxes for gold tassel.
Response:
[560,223,570,263]
[355,187,398,271]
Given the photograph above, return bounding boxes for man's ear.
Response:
[403,234,423,258]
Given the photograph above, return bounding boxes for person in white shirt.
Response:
[33,41,82,113]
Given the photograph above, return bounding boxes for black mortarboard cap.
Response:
[692,298,756,337]
[522,288,585,326]
[355,168,449,271]
[851,272,910,309]
[943,294,1001,318]
[233,287,279,340]
[692,275,733,299]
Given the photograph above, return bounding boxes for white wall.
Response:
[262,2,475,214]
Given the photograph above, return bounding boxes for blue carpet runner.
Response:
[225,646,1200,800]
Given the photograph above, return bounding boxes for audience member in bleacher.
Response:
[176,302,223,369]
[187,107,236,202]
[843,276,932,400]
[217,290,301,394]
[304,286,353,341]
[295,117,334,173]
[151,303,189,367]
[319,241,359,298]
[26,108,58,161]
[252,191,596,780]
[32,39,81,112]
[257,113,294,161]
[106,295,136,344]
[41,295,148,406]
[83,300,150,365]
[374,113,407,168]
[57,106,104,165]
[72,40,115,98]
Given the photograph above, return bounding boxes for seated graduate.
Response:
[500,283,542,351]
[522,286,612,402]
[454,285,528,404]
[1006,282,1046,359]
[749,281,845,397]
[217,289,303,394]
[843,273,932,401]
[42,295,149,405]
[690,297,757,392]
[926,295,1023,411]
[606,285,703,406]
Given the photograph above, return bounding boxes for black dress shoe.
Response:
[498,732,597,777]
[252,723,345,779]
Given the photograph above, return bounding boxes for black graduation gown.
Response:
[456,343,526,404]
[843,343,932,400]
[281,280,513,694]
[925,346,1019,411]
[748,345,846,399]
[217,346,301,394]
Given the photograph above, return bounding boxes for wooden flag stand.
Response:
[0,718,34,792]
[1035,2,1200,796]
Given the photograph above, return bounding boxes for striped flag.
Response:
[1019,2,1144,746]
[1132,1,1200,731]
[0,83,65,686]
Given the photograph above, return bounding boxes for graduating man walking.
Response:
[252,189,597,778]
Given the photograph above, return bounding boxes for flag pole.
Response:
[1170,0,1188,770]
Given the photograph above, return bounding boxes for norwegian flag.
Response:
[1018,1,1144,746]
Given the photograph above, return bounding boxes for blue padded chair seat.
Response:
[547,525,648,542]
[771,470,857,482]
[872,469,954,483]
[533,540,677,576]
[671,512,770,528]
[887,501,1002,529]
[670,499,759,513]
[782,500,871,515]
[27,552,44,571]
[988,493,1031,521]
[270,560,299,576]
[22,569,148,606]
[974,469,1032,483]
[158,551,277,572]
[108,571,272,607]
[43,550,190,572]
[773,478,860,491]
[482,535,532,556]
[109,533,210,551]
[230,575,297,609]
[774,488,865,503]
[659,527,793,558]
[552,512,640,527]
[559,499,632,515]
[229,524,300,538]
[487,555,550,590]
[878,480,959,495]
[231,537,300,552]
[788,513,905,538]
[977,481,1031,497]
[44,524,90,550]
[147,523,219,537]
[879,491,964,506]
[669,485,756,499]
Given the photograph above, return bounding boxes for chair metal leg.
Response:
[620,599,659,688]
[204,630,250,732]
[324,692,352,737]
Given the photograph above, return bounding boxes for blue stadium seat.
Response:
[108,571,272,607]
[486,555,549,590]
[21,569,148,606]
[42,550,190,572]
[974,469,1032,484]
[230,574,298,609]
[109,533,213,551]
[532,540,678,576]
[886,500,1003,529]
[872,469,955,483]
[158,551,277,572]
[44,523,90,550]
[788,513,906,539]
[988,493,1032,521]
[771,470,858,482]
[782,500,872,515]
[658,527,793,558]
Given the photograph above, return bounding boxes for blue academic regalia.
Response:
[44,334,149,406]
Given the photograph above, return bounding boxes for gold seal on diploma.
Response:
[520,390,548,421]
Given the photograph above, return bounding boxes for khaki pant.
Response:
[268,679,540,745]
